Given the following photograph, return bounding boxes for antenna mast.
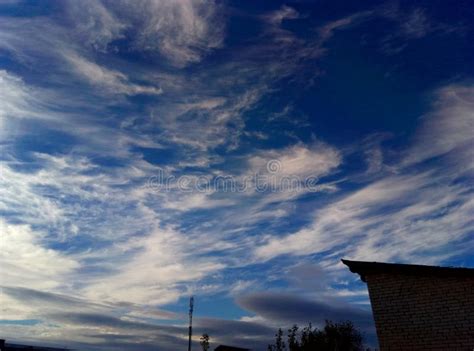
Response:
[188,296,194,351]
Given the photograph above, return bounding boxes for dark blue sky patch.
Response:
[132,146,178,166]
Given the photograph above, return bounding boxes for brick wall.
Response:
[365,273,474,351]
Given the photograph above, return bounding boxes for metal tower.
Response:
[187,296,194,351]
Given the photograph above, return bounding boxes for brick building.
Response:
[342,259,474,351]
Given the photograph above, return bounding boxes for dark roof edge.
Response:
[342,259,474,283]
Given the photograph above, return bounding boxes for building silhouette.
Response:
[343,259,474,350]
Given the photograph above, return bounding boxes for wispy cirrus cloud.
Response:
[65,52,162,96]
[404,85,474,167]
[122,0,225,67]
[63,0,127,52]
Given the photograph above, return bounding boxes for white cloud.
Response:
[0,220,79,290]
[400,8,432,39]
[82,225,225,305]
[65,0,127,52]
[0,70,60,137]
[263,5,299,26]
[262,5,300,44]
[0,162,65,228]
[161,192,235,211]
[317,11,372,43]
[112,0,225,67]
[0,69,165,164]
[65,52,162,95]
[248,142,342,180]
[149,86,265,153]
[364,147,384,174]
[404,85,474,167]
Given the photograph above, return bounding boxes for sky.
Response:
[0,0,473,350]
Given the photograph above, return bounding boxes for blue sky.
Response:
[0,0,473,349]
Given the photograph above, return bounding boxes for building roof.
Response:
[214,345,250,351]
[342,259,474,282]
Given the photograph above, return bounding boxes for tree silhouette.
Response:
[268,328,286,351]
[200,333,210,351]
[268,320,364,351]
[288,325,300,351]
